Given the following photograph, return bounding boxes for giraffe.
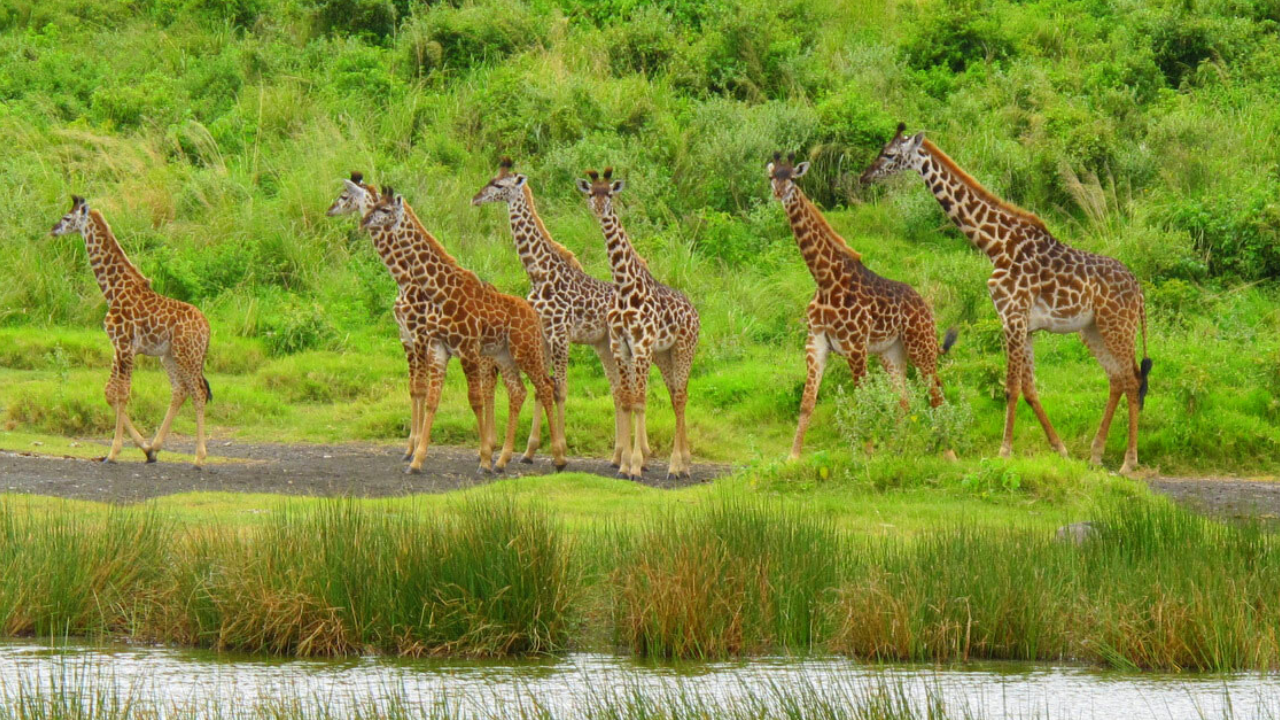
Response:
[326,173,501,469]
[860,124,1152,473]
[50,196,212,466]
[361,186,567,473]
[768,153,958,461]
[472,158,627,466]
[576,168,699,481]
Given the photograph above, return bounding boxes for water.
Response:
[0,641,1277,719]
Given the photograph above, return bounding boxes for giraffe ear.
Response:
[343,179,366,197]
[512,174,528,188]
[766,162,776,176]
[906,132,925,152]
[610,179,626,194]
[576,179,592,194]
[792,162,810,178]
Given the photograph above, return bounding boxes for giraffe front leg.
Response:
[408,342,449,474]
[790,332,831,462]
[999,319,1029,459]
[102,350,140,463]
[1019,340,1068,458]
[191,380,209,468]
[1119,387,1141,475]
[405,340,427,462]
[627,345,653,481]
[593,343,627,468]
[610,331,638,479]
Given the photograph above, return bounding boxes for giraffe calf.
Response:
[767,154,957,461]
[51,196,212,467]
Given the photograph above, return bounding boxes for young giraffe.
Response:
[768,153,957,461]
[50,196,212,466]
[861,125,1152,473]
[361,187,567,473]
[326,174,501,468]
[576,168,699,481]
[472,158,627,466]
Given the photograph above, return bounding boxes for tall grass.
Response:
[0,498,1276,670]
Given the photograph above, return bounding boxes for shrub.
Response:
[833,372,975,459]
[398,3,545,77]
[1160,185,1280,280]
[257,301,338,356]
[308,0,397,42]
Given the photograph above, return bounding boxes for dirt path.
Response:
[1146,475,1280,522]
[0,438,728,503]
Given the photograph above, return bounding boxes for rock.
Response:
[1055,521,1098,545]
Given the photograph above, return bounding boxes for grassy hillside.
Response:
[1,0,1278,472]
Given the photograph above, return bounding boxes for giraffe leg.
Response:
[1120,387,1141,475]
[147,355,188,462]
[790,332,831,462]
[190,377,209,468]
[905,324,955,458]
[1019,340,1068,458]
[627,345,653,481]
[1080,325,1122,466]
[510,323,566,470]
[102,349,144,463]
[880,341,909,414]
[451,354,493,474]
[404,340,426,462]
[408,342,449,474]
[481,357,499,459]
[492,352,528,472]
[1085,319,1142,473]
[592,342,627,468]
[610,330,639,479]
[998,319,1029,459]
[654,347,691,480]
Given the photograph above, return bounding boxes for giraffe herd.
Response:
[48,127,1153,479]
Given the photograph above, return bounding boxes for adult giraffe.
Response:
[361,187,567,473]
[768,153,956,461]
[577,168,699,481]
[50,196,212,466]
[861,125,1151,473]
[472,158,626,466]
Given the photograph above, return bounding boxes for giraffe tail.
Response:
[1137,299,1151,410]
[941,326,959,355]
[202,376,214,403]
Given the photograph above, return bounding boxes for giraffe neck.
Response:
[82,210,149,304]
[383,203,482,305]
[781,189,858,288]
[367,221,419,289]
[595,208,653,293]
[915,140,1052,262]
[507,186,579,284]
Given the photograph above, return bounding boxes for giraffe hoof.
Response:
[405,466,422,476]
[615,469,629,480]
[403,452,413,462]
[554,462,567,472]
[521,456,534,464]
[101,457,116,465]
[628,473,643,482]
[145,450,158,464]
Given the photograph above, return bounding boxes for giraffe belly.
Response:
[1030,299,1093,334]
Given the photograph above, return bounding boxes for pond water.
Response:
[0,641,1277,719]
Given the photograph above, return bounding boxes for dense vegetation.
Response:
[1,0,1278,471]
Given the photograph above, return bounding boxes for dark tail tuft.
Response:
[941,326,959,354]
[202,376,213,403]
[1137,358,1152,410]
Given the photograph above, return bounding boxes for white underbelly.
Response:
[1030,300,1093,333]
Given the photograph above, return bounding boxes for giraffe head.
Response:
[51,195,90,236]
[327,171,378,217]
[576,167,625,217]
[361,186,406,232]
[766,151,811,203]
[471,157,528,206]
[859,123,926,185]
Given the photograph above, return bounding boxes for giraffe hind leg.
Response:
[1019,340,1069,458]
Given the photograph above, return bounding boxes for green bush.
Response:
[1161,185,1280,281]
[308,0,397,42]
[399,3,545,76]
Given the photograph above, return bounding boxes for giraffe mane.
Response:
[398,201,484,287]
[795,191,862,263]
[522,184,585,272]
[88,209,153,287]
[921,139,1047,231]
